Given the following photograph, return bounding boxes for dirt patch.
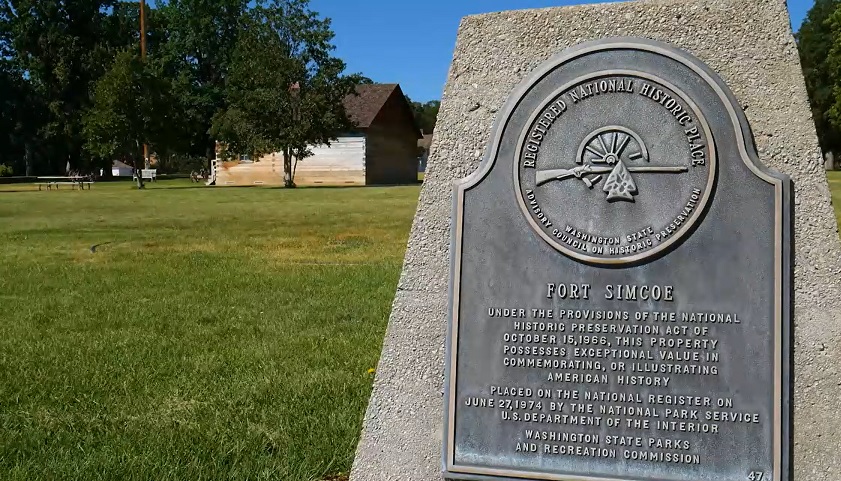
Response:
[328,234,371,250]
[321,474,349,481]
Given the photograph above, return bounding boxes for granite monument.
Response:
[350,2,841,481]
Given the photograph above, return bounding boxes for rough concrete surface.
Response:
[350,1,841,480]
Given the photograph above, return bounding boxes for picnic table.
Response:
[36,176,94,191]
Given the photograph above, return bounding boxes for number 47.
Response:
[748,471,764,481]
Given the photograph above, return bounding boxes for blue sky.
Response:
[310,0,816,102]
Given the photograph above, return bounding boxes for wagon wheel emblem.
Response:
[534,126,689,202]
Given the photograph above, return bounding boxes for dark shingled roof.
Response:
[112,160,133,169]
[343,83,400,129]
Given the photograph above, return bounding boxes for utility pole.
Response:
[140,0,149,169]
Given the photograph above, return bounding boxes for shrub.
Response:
[154,154,208,174]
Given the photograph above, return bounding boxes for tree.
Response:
[823,6,841,151]
[797,0,841,156]
[104,2,169,56]
[405,98,440,134]
[83,49,174,188]
[211,0,361,188]
[0,0,370,178]
[0,0,122,174]
[0,60,41,175]
[157,0,249,161]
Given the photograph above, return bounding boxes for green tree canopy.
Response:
[0,59,41,175]
[0,0,366,176]
[405,98,440,134]
[210,0,362,187]
[0,0,123,174]
[157,0,249,160]
[83,49,175,186]
[797,0,841,155]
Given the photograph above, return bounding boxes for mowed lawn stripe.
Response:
[0,181,419,480]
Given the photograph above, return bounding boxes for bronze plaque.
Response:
[443,38,792,481]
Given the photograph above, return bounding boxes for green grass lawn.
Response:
[828,171,841,230]
[0,180,420,481]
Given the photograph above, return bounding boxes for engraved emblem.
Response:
[514,73,717,265]
[535,126,689,202]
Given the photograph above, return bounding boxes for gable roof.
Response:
[343,83,401,129]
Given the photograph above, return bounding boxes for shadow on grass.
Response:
[255,182,423,191]
[2,181,424,193]
[0,188,101,194]
[0,183,208,193]
[140,184,210,190]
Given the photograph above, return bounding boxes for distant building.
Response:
[212,83,422,186]
[111,160,134,177]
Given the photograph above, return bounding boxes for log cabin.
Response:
[212,83,422,186]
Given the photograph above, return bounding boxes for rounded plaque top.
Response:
[513,71,717,265]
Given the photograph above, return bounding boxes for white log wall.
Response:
[214,136,366,186]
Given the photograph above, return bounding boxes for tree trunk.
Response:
[101,160,113,180]
[133,141,145,189]
[134,156,145,189]
[283,146,296,188]
[24,143,32,177]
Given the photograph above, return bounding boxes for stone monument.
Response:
[350,1,841,481]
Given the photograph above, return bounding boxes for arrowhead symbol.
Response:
[603,160,638,202]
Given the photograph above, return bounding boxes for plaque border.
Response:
[511,70,718,265]
[444,37,792,481]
